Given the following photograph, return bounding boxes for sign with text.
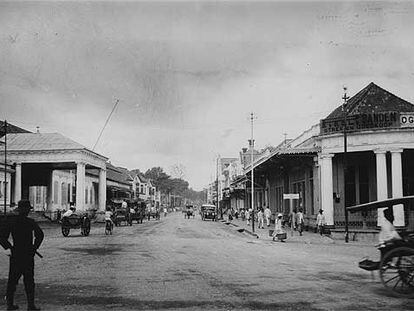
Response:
[320,111,400,135]
[400,113,414,128]
[283,193,300,200]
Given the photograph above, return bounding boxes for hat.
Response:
[277,213,283,217]
[17,200,32,212]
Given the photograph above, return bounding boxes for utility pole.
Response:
[250,112,255,233]
[342,87,350,243]
[3,120,7,216]
[216,155,219,219]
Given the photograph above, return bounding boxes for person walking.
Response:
[0,200,44,311]
[316,209,326,236]
[296,208,304,236]
[257,208,264,229]
[245,208,251,225]
[264,206,271,227]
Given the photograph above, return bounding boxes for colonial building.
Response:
[0,132,108,217]
[241,82,414,231]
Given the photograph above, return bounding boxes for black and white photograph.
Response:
[0,0,414,310]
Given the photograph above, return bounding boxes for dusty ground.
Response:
[0,212,412,311]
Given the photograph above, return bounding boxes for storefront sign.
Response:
[283,193,299,200]
[321,111,400,134]
[400,113,414,128]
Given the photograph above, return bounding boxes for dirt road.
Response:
[0,212,411,310]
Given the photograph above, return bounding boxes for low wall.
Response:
[331,228,379,243]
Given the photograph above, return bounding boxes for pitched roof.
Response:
[325,82,414,119]
[1,133,88,151]
[0,121,31,137]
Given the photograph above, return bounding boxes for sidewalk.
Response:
[221,217,338,245]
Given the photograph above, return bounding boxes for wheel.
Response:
[379,246,414,298]
[62,227,70,237]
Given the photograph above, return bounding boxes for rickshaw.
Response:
[347,196,414,298]
[61,212,91,237]
[184,204,195,219]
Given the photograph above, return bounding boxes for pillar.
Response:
[99,168,107,212]
[14,163,22,203]
[391,149,405,227]
[76,162,86,211]
[375,150,388,226]
[320,154,334,226]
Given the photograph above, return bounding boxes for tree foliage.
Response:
[135,166,204,203]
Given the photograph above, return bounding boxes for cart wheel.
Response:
[62,227,70,237]
[379,246,414,298]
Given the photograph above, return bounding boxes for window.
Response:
[61,183,67,205]
[36,187,42,204]
[53,181,59,203]
[85,187,88,204]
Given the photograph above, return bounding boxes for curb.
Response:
[221,221,259,239]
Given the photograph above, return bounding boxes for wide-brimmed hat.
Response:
[277,213,283,217]
[17,200,32,212]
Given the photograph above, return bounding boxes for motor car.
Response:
[200,204,217,221]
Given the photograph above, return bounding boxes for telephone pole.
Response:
[3,120,7,216]
[250,112,255,233]
[342,87,350,243]
[216,154,219,220]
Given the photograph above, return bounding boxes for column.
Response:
[375,150,388,226]
[391,149,405,227]
[75,162,86,211]
[14,162,22,203]
[99,168,107,212]
[319,154,334,226]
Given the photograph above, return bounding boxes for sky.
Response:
[1,1,414,190]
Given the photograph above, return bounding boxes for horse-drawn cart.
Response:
[61,213,91,237]
[348,196,414,298]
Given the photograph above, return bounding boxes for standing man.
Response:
[257,208,264,229]
[316,209,326,236]
[296,208,305,236]
[264,206,271,227]
[0,200,44,311]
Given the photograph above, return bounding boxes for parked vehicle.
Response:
[114,208,132,226]
[130,201,146,224]
[200,204,217,221]
[147,206,160,220]
[61,212,91,237]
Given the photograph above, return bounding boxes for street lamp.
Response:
[342,87,350,243]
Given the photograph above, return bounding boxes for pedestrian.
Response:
[257,208,264,229]
[272,213,286,242]
[316,209,326,236]
[241,208,245,221]
[0,200,44,311]
[245,208,251,225]
[227,208,233,222]
[296,208,304,236]
[264,206,271,227]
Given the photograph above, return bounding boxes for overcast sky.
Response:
[1,1,414,190]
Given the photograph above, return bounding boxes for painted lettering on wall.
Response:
[400,113,414,128]
[320,112,400,134]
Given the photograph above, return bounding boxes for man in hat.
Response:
[0,200,44,311]
[316,209,326,236]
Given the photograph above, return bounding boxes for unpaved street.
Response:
[0,213,412,310]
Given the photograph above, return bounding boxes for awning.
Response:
[347,196,414,213]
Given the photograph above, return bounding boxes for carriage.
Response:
[61,213,91,237]
[129,201,146,224]
[114,207,132,226]
[347,196,414,298]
